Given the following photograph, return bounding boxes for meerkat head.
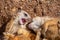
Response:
[28,16,42,32]
[14,9,31,25]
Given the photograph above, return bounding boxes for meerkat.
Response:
[28,16,60,40]
[3,9,31,40]
[27,16,54,40]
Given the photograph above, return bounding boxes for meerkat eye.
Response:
[58,21,60,24]
[24,13,28,17]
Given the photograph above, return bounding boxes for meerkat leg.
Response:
[42,18,60,36]
[35,29,41,40]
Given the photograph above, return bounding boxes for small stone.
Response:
[5,7,8,9]
[21,0,25,1]
[11,7,17,12]
[43,38,48,40]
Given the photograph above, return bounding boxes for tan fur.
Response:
[13,35,31,40]
[17,27,35,40]
[35,29,41,40]
[42,18,60,40]
[3,18,35,40]
[5,18,14,32]
[4,28,35,40]
[4,35,31,40]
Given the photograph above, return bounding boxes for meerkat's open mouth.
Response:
[21,18,27,23]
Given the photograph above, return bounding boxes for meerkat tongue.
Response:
[18,18,27,25]
[21,18,26,24]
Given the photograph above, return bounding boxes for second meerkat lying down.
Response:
[28,16,60,32]
[28,16,60,40]
[28,16,54,32]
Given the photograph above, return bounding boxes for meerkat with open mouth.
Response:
[3,9,32,40]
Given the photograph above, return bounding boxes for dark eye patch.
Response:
[24,13,28,16]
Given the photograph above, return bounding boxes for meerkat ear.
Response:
[18,8,21,12]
